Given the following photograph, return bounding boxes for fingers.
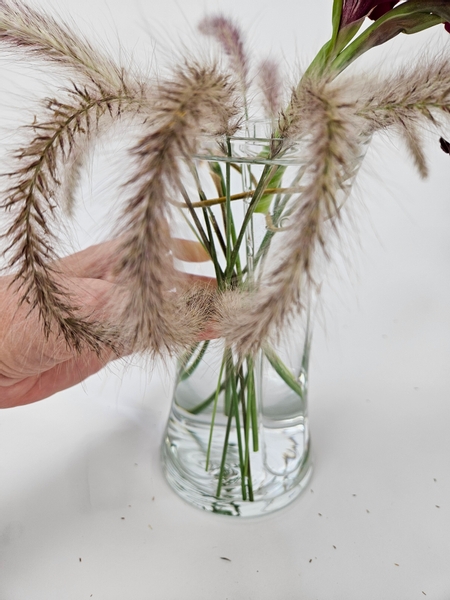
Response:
[56,239,123,281]
[172,238,210,262]
[178,273,217,289]
[0,232,215,408]
[1,277,120,376]
[57,237,210,282]
[0,349,117,408]
[2,266,214,381]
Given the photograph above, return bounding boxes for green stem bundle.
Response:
[173,137,308,502]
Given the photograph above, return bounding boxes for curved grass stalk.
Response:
[3,87,139,351]
[179,341,210,381]
[172,186,303,209]
[188,382,226,415]
[264,346,305,400]
[225,163,275,281]
[205,354,227,470]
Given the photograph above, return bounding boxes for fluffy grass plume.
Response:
[198,15,249,91]
[1,83,142,352]
[257,58,284,119]
[356,53,450,177]
[115,62,239,354]
[0,0,146,352]
[0,0,138,89]
[216,77,365,355]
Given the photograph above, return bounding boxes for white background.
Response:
[1,0,450,598]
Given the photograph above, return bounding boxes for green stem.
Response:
[206,207,227,258]
[206,355,226,471]
[224,359,233,417]
[247,357,259,453]
[176,342,199,378]
[229,209,242,277]
[264,346,305,400]
[250,165,308,276]
[188,382,226,415]
[181,176,224,286]
[216,402,234,499]
[179,341,210,381]
[178,186,210,250]
[240,370,251,479]
[229,357,247,501]
[178,185,223,283]
[225,139,233,280]
[226,164,276,280]
[238,369,254,500]
[246,452,254,502]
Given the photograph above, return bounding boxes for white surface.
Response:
[1,0,450,598]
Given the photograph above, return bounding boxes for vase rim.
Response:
[195,121,304,165]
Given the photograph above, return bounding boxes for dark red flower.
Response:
[341,1,450,33]
[341,1,400,27]
[368,2,401,20]
[368,1,450,34]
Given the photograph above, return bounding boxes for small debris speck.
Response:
[352,494,357,497]
[310,489,314,493]
[148,525,153,530]
[333,545,336,549]
[394,563,399,567]
[134,463,138,466]
[366,509,370,514]
[414,386,419,391]
[121,517,125,520]
[434,478,437,482]
[220,557,231,562]
[152,496,155,501]
[422,592,427,596]
[128,505,131,508]
[318,513,322,517]
[436,505,440,508]
[309,559,312,563]
[79,558,82,562]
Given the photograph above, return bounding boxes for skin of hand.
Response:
[0,238,213,409]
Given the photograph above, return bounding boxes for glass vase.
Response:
[161,122,363,517]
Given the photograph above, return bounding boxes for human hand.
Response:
[0,238,214,408]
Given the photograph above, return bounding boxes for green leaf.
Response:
[331,0,344,43]
[334,17,365,53]
[254,164,286,214]
[304,39,335,77]
[331,1,449,74]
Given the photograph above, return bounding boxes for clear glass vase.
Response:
[163,322,312,517]
[161,122,364,517]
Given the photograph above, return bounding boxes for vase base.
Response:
[161,411,313,517]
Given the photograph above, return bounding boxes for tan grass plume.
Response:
[216,77,366,355]
[114,61,240,355]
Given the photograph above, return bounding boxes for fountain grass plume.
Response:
[0,82,142,353]
[217,77,365,355]
[198,15,249,92]
[257,59,284,119]
[0,0,139,89]
[114,62,240,354]
[356,51,450,177]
